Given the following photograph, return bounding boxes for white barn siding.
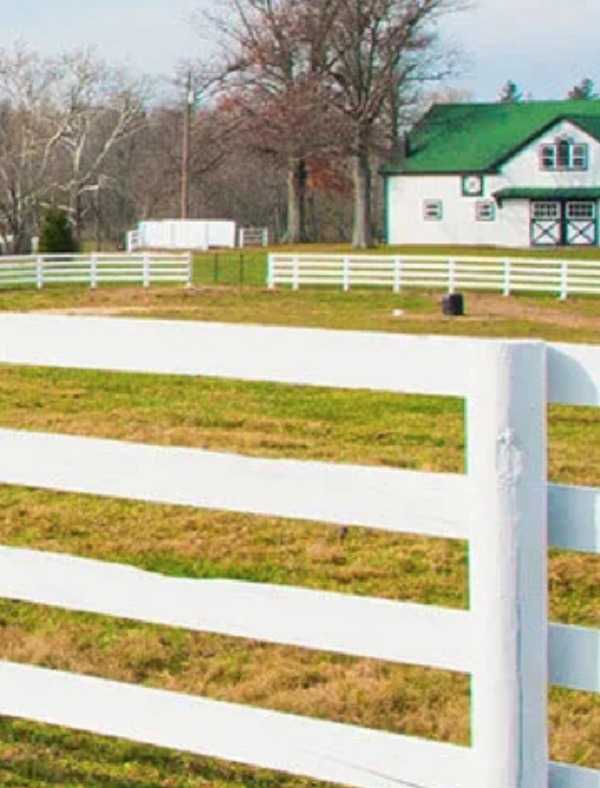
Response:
[499,201,532,248]
[387,175,506,246]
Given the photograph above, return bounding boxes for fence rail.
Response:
[0,253,192,290]
[267,253,600,299]
[0,315,597,788]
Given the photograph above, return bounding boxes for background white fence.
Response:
[0,253,192,290]
[239,227,269,247]
[0,316,598,788]
[268,253,600,299]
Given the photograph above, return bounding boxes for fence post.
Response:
[292,256,300,290]
[393,257,402,294]
[342,256,350,292]
[503,259,511,296]
[448,258,456,294]
[467,340,548,788]
[267,254,275,289]
[36,256,44,290]
[142,254,150,288]
[90,253,98,290]
[186,252,193,288]
[560,260,568,300]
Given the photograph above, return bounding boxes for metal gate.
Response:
[531,201,597,246]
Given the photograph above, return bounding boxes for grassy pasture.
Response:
[192,241,600,288]
[0,274,598,786]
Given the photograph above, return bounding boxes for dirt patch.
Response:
[24,286,600,336]
[457,292,600,331]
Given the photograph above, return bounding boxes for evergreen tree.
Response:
[38,206,79,253]
[498,80,522,103]
[567,78,597,100]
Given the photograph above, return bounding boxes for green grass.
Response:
[190,242,600,288]
[0,269,598,785]
[189,241,600,290]
[0,717,325,787]
[2,282,600,344]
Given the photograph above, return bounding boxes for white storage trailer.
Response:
[127,220,237,252]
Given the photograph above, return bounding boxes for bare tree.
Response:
[0,44,62,251]
[205,0,345,243]
[45,50,148,243]
[326,0,459,248]
[201,0,460,248]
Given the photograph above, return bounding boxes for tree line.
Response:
[12,0,597,253]
[498,78,598,103]
[0,1,461,252]
[9,3,595,253]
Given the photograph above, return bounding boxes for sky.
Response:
[2,0,600,102]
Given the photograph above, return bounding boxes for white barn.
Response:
[381,100,600,249]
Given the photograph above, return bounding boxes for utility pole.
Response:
[181,70,193,220]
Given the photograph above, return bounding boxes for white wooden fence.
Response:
[0,253,192,290]
[0,315,598,788]
[267,253,600,299]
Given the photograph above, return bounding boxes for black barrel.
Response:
[442,292,465,316]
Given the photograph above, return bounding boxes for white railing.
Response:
[267,253,600,299]
[0,316,598,788]
[240,227,269,247]
[0,253,192,290]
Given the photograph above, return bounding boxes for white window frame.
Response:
[423,199,443,221]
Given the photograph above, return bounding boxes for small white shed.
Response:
[127,220,237,252]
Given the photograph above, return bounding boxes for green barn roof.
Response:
[494,187,600,202]
[381,100,600,175]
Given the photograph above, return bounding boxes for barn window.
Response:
[566,202,595,220]
[572,144,589,169]
[423,200,443,221]
[539,139,589,171]
[476,201,496,221]
[540,145,556,169]
[532,202,560,220]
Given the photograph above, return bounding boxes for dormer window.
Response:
[539,138,589,171]
[572,144,589,169]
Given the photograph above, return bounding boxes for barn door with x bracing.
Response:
[531,202,561,246]
[565,201,597,245]
[531,200,597,246]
